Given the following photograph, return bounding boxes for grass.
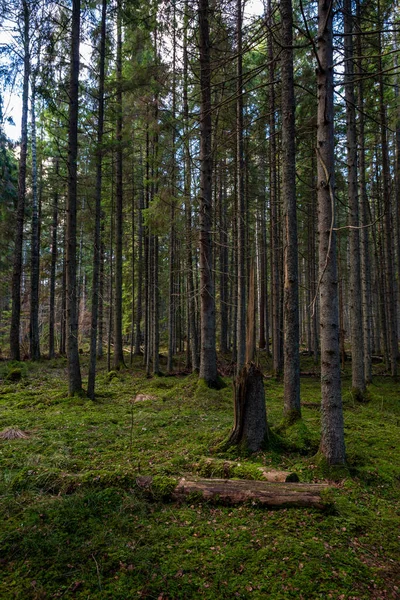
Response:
[0,353,399,599]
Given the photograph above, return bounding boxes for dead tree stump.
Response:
[228,362,268,452]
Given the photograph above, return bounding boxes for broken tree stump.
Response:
[136,476,331,510]
[228,362,269,452]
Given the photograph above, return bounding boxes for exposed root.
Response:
[0,427,30,440]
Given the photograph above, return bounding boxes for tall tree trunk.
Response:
[219,162,229,354]
[183,4,199,370]
[356,0,372,383]
[49,157,59,359]
[134,156,143,356]
[113,0,125,369]
[66,0,82,395]
[59,224,67,356]
[107,167,114,373]
[378,22,398,377]
[167,2,177,373]
[281,0,301,422]
[10,0,30,361]
[344,0,365,397]
[87,0,106,399]
[267,0,281,377]
[198,0,218,387]
[130,149,135,366]
[97,218,105,358]
[316,0,346,466]
[29,77,40,360]
[236,0,246,374]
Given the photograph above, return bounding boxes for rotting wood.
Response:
[136,476,331,510]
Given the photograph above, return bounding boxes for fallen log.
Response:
[194,457,299,482]
[136,476,331,510]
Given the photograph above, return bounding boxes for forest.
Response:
[0,0,399,597]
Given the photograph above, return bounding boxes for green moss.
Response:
[274,419,319,454]
[107,370,118,381]
[147,475,178,500]
[0,357,399,599]
[5,368,23,382]
[314,452,350,481]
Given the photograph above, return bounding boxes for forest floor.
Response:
[0,352,399,599]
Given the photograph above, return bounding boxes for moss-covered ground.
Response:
[0,354,399,599]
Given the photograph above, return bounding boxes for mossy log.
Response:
[194,457,299,482]
[136,476,331,509]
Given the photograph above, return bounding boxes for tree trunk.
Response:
[378,24,398,377]
[113,0,125,369]
[29,77,40,360]
[49,157,59,359]
[66,0,82,395]
[316,0,346,465]
[356,0,372,383]
[136,477,331,510]
[267,0,281,377]
[87,0,106,399]
[236,0,246,374]
[344,0,365,397]
[281,0,301,422]
[10,0,30,361]
[59,224,66,356]
[134,157,143,356]
[198,0,218,387]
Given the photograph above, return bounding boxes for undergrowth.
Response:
[0,353,399,598]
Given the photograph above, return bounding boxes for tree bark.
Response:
[49,157,59,359]
[10,0,30,361]
[344,0,365,397]
[281,0,301,421]
[198,0,218,387]
[113,0,125,369]
[87,0,106,399]
[66,0,82,395]
[316,0,346,465]
[136,477,330,510]
[29,77,40,361]
[236,0,246,374]
[267,0,281,377]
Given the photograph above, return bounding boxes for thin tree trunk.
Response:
[134,155,143,355]
[198,0,218,387]
[356,0,372,383]
[97,219,105,359]
[87,0,106,399]
[130,147,135,366]
[236,0,246,374]
[66,0,82,395]
[113,0,125,369]
[59,224,66,356]
[281,0,301,421]
[10,0,30,361]
[267,0,281,377]
[183,7,199,370]
[167,2,177,373]
[49,157,59,359]
[316,0,346,466]
[29,77,40,360]
[344,0,365,397]
[378,22,398,377]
